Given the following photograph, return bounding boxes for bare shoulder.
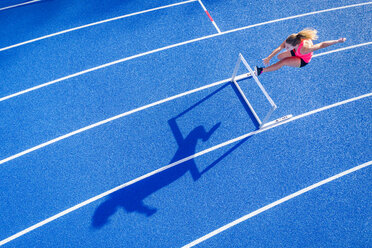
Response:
[300,39,315,54]
[302,39,314,47]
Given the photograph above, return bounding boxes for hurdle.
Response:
[231,53,292,128]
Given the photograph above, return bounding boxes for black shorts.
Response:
[291,50,308,68]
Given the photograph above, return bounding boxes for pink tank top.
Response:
[295,40,313,63]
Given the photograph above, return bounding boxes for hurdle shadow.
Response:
[91,83,252,229]
[230,81,261,130]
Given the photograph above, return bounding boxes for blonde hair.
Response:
[286,28,318,46]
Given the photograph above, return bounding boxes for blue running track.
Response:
[0,0,371,247]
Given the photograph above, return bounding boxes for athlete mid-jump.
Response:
[255,28,346,76]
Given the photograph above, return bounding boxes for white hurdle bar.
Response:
[231,53,292,128]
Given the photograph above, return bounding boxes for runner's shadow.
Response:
[91,121,221,228]
[91,83,250,229]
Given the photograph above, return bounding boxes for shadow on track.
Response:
[91,83,254,229]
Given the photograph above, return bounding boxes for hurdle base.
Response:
[260,114,293,128]
[233,73,253,82]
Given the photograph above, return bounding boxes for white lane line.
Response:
[0,39,368,106]
[1,1,371,102]
[182,161,372,248]
[0,0,198,52]
[0,44,370,164]
[198,0,221,33]
[220,1,372,36]
[0,0,41,11]
[3,0,369,52]
[0,35,219,102]
[0,79,230,165]
[0,93,370,247]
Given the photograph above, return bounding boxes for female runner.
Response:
[256,28,346,76]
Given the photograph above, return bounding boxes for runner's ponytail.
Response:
[286,28,318,46]
[297,28,318,40]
